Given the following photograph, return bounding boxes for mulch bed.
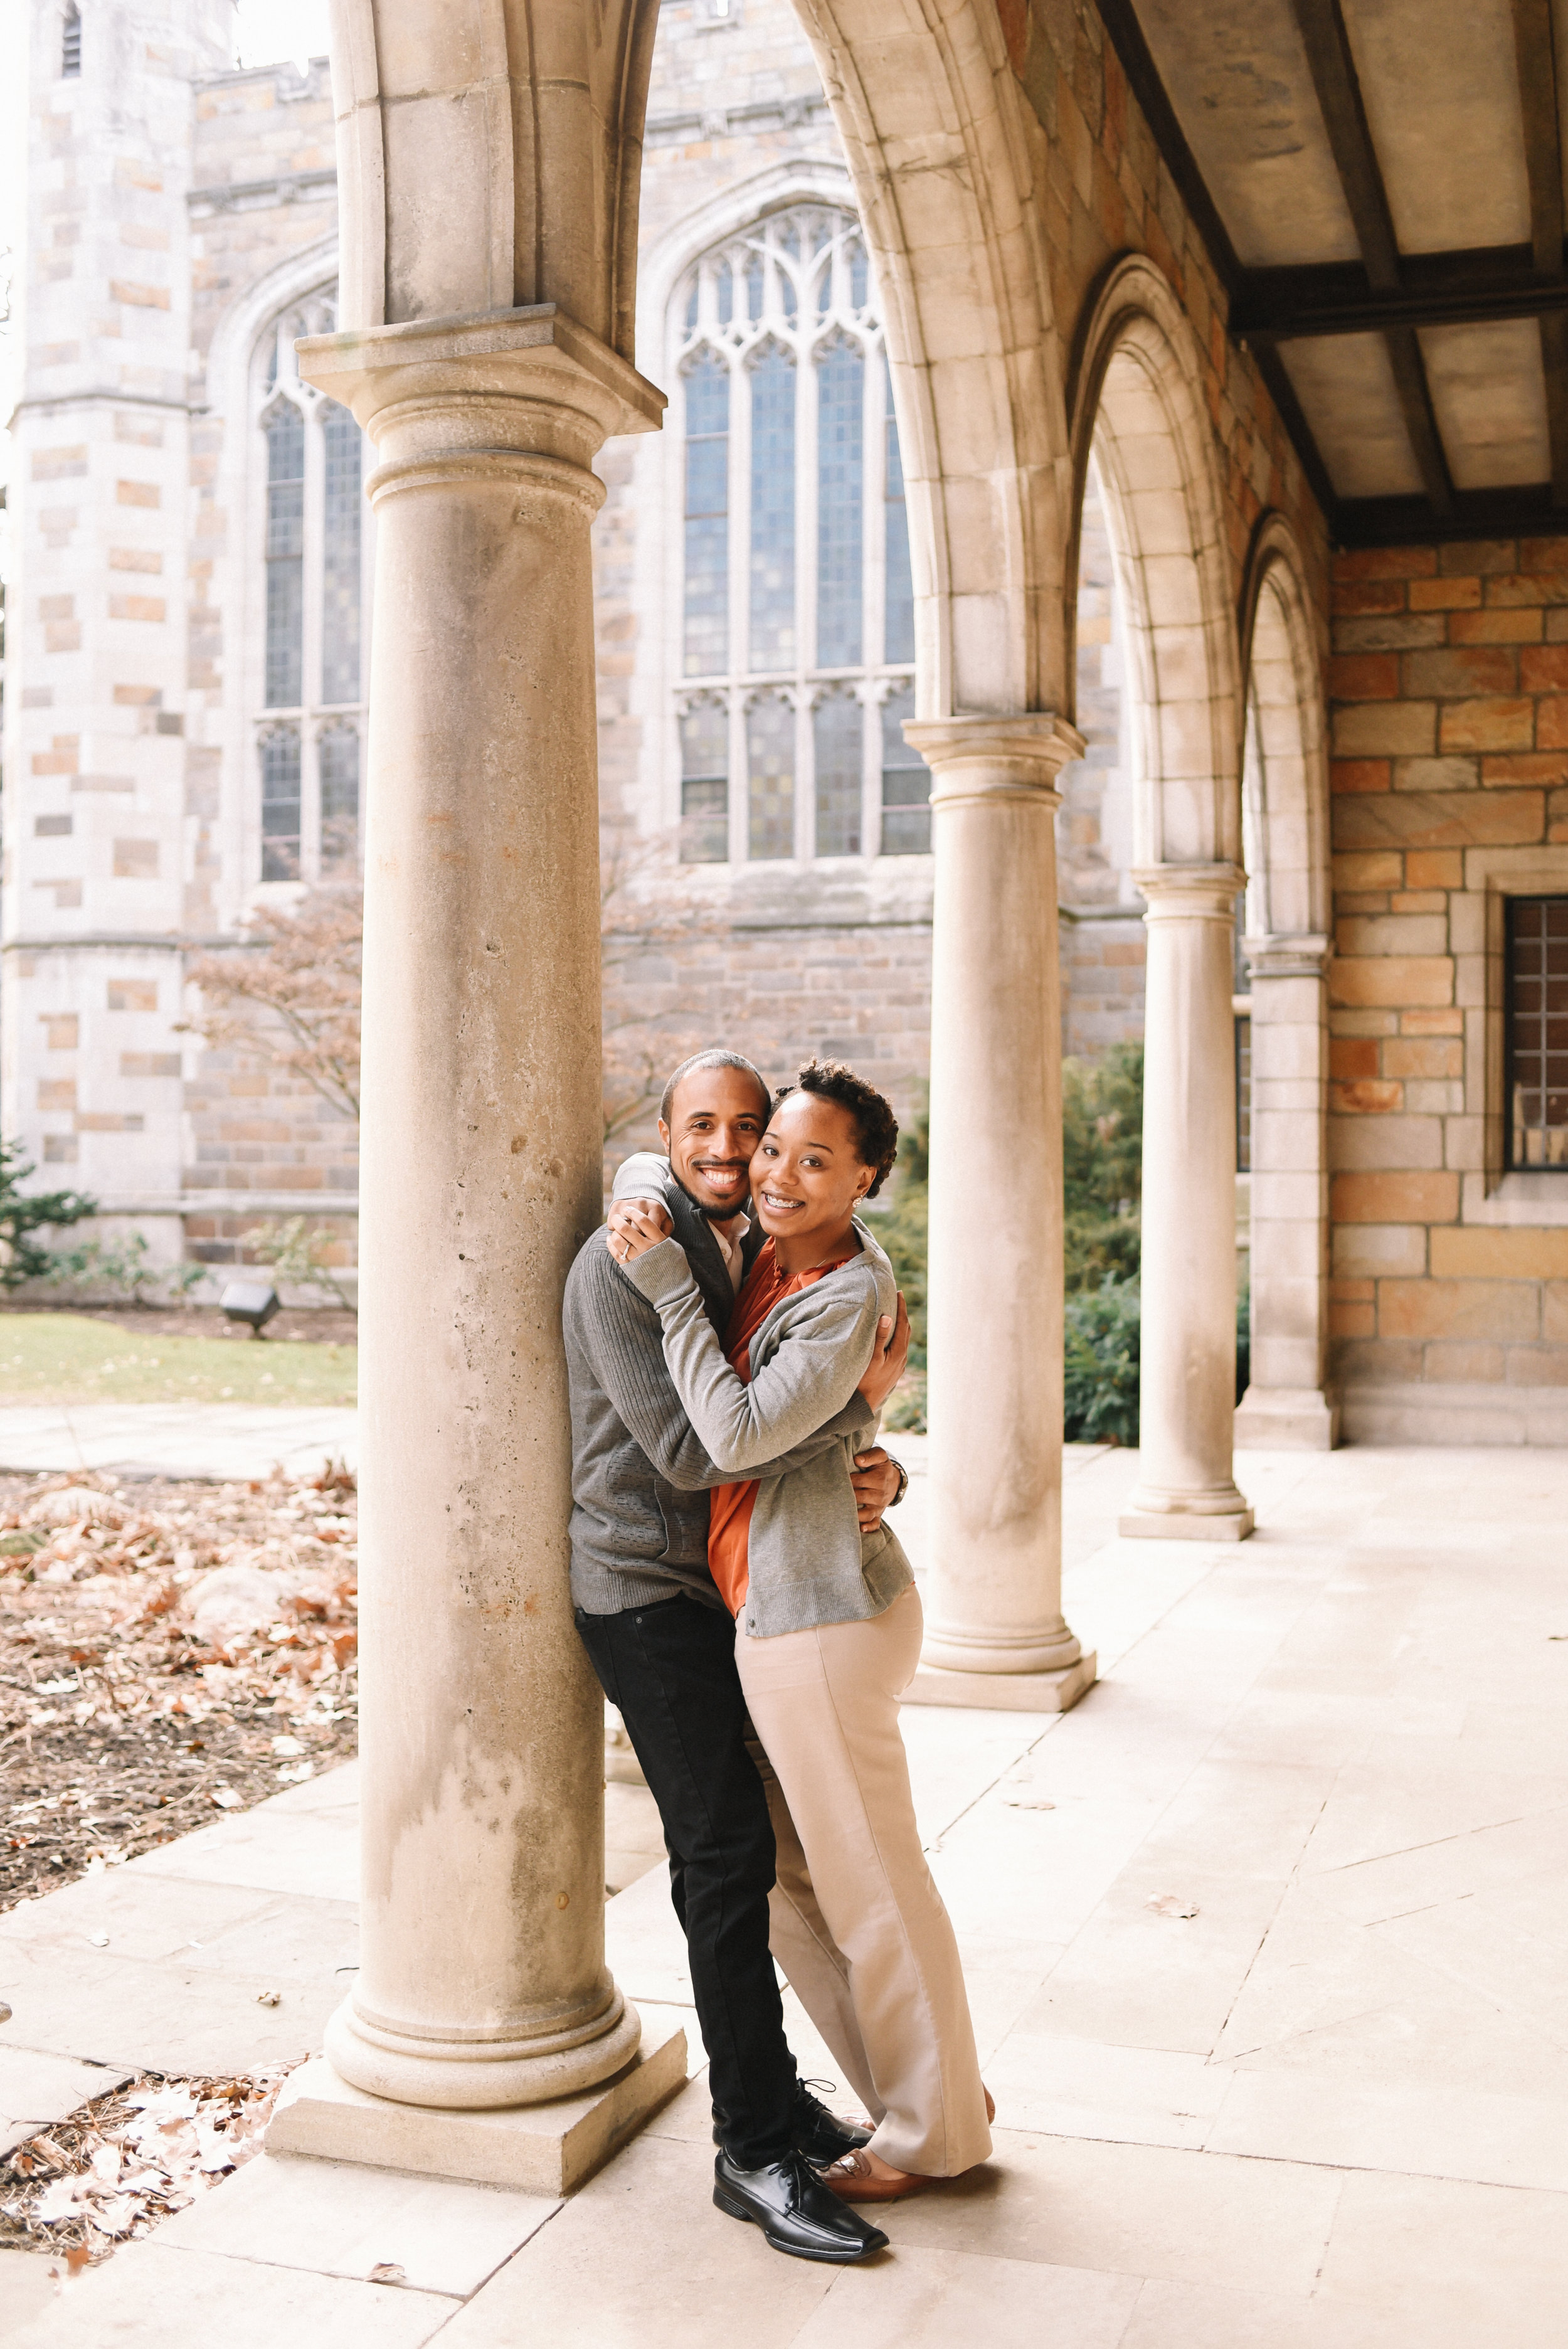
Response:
[1,1465,358,1917]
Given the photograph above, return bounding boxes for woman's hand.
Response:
[857,1294,910,1411]
[606,1199,675,1266]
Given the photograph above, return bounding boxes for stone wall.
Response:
[1327,538,1568,1439]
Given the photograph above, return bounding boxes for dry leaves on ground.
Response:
[1,1463,358,1912]
[0,2067,293,2269]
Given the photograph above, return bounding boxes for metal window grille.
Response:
[1506,895,1568,1169]
[1235,1014,1252,1173]
[61,4,80,76]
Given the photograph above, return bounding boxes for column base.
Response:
[901,1650,1097,1712]
[1234,1385,1340,1450]
[267,2018,687,2197]
[1118,1505,1254,1541]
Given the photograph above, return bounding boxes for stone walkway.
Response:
[0,1405,359,1483]
[3,1440,1567,2344]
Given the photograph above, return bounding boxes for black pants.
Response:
[575,1594,797,2168]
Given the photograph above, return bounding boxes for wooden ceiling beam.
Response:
[1236,245,1568,342]
[1335,480,1568,547]
[1508,0,1568,505]
[1286,0,1452,513]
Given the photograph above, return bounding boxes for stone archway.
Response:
[1069,253,1254,1539]
[273,0,1096,2184]
[1234,515,1338,1449]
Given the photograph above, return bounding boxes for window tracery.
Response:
[672,204,929,864]
[253,290,369,886]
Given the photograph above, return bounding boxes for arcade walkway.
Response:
[3,1440,1565,2346]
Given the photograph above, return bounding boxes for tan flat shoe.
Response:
[823,2150,935,2204]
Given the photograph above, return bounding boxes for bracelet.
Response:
[888,1458,909,1507]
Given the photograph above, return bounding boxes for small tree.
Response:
[180,890,362,1124]
[0,1141,97,1290]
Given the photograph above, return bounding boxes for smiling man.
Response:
[563,1049,908,2265]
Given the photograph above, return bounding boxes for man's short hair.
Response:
[659,1049,771,1132]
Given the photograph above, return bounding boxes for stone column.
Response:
[268,309,684,2192]
[1235,933,1340,1449]
[900,716,1096,1713]
[1121,865,1256,1539]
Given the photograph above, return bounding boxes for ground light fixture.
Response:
[219,1281,280,1338]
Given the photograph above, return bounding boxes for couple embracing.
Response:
[564,1049,991,2267]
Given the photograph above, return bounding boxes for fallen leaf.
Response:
[256,1989,282,2007]
[368,2262,407,2286]
[209,1788,242,1810]
[1147,1894,1199,1919]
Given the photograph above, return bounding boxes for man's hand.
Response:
[606,1198,674,1266]
[856,1293,911,1413]
[850,1446,904,1531]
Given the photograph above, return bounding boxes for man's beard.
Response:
[674,1167,750,1221]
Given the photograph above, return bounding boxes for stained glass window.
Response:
[680,701,729,864]
[261,727,302,883]
[814,693,862,857]
[254,292,369,888]
[884,415,915,668]
[264,403,305,711]
[672,204,919,863]
[817,338,863,668]
[750,346,797,671]
[319,726,360,877]
[321,403,362,706]
[748,694,795,861]
[880,685,930,856]
[683,354,729,679]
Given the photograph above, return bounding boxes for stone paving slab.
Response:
[0,1405,358,1483]
[3,1443,1567,2345]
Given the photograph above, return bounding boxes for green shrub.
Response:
[0,1141,97,1289]
[878,1099,928,1369]
[1063,1043,1142,1293]
[1063,1277,1141,1445]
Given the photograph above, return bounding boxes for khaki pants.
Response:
[738,1585,992,2177]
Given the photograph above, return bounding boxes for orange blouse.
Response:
[707,1235,859,1618]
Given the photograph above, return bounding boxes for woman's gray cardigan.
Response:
[623,1220,914,1638]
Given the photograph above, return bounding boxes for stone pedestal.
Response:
[268,2022,687,2197]
[901,716,1095,1709]
[1234,934,1339,1451]
[1122,866,1254,1541]
[275,308,666,2165]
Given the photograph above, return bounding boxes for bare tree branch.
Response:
[179,891,362,1125]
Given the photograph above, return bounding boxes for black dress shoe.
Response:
[792,2082,874,2166]
[711,2082,873,2166]
[712,2149,889,2262]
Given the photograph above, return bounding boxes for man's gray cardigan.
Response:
[625,1219,914,1640]
[562,1156,875,1616]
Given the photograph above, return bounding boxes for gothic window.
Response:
[673,204,928,864]
[253,291,369,885]
[61,4,81,77]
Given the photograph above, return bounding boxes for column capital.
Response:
[1243,930,1331,979]
[1133,862,1246,922]
[295,304,666,474]
[904,712,1085,809]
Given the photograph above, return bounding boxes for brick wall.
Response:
[1327,538,1568,1433]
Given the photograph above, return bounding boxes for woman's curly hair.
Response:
[774,1059,901,1197]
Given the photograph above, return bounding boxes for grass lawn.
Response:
[0,1313,357,1407]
